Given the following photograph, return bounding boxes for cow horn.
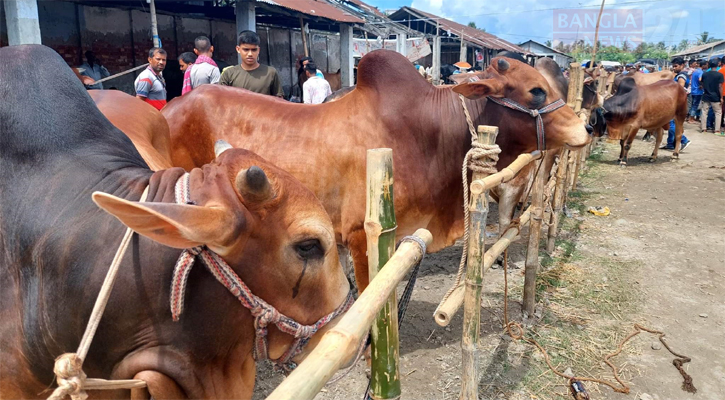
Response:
[236,166,274,203]
[497,59,510,71]
[215,140,233,158]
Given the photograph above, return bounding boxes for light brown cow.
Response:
[603,77,687,165]
[90,90,173,171]
[612,70,675,93]
[162,50,590,292]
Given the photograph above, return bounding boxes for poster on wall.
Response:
[352,38,431,62]
[406,38,431,62]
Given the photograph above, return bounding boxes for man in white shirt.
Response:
[79,51,110,90]
[302,62,332,104]
[182,36,220,95]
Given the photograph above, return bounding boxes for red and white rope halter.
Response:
[486,96,567,151]
[170,173,355,372]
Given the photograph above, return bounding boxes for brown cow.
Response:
[603,77,687,165]
[90,90,173,171]
[1,45,350,400]
[163,50,590,292]
[612,70,675,93]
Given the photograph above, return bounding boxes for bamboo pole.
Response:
[265,229,432,400]
[546,149,569,253]
[300,17,309,57]
[469,151,542,194]
[522,157,546,317]
[459,126,497,400]
[589,0,606,71]
[364,148,400,400]
[434,205,532,327]
[149,0,160,48]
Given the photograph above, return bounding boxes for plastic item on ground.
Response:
[587,206,610,216]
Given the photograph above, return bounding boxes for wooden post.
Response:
[149,0,160,48]
[340,23,354,87]
[265,230,432,400]
[523,156,546,317]
[364,149,400,400]
[300,17,309,57]
[432,20,441,84]
[546,149,569,253]
[459,126,497,400]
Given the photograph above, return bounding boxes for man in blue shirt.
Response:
[662,58,691,151]
[688,60,704,123]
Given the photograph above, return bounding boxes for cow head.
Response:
[93,148,349,398]
[452,57,590,150]
[601,77,640,140]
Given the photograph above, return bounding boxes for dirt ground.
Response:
[253,124,724,400]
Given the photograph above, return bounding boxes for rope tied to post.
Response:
[437,96,501,308]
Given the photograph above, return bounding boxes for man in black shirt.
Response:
[700,59,723,133]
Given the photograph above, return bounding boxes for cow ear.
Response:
[92,192,241,250]
[452,78,505,100]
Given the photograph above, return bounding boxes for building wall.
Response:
[1,1,340,98]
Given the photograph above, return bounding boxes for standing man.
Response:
[79,51,110,90]
[219,30,284,97]
[700,59,723,133]
[181,36,220,95]
[688,60,703,123]
[302,62,332,104]
[135,47,167,110]
[662,58,691,151]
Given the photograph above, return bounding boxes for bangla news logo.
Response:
[553,9,643,47]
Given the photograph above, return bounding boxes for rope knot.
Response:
[295,325,316,339]
[48,353,88,400]
[530,109,540,118]
[186,247,202,256]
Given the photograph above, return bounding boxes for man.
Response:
[719,56,725,134]
[219,30,283,97]
[300,56,324,78]
[134,47,167,110]
[302,62,332,104]
[181,36,220,95]
[178,52,197,73]
[700,59,723,133]
[662,58,691,151]
[79,51,110,90]
[687,60,704,123]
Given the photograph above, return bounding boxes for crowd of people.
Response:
[79,30,334,111]
[670,56,724,143]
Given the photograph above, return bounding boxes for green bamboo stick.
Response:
[365,148,400,400]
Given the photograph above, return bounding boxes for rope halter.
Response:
[486,96,567,151]
[170,173,355,372]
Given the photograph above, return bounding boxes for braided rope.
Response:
[49,187,150,400]
[436,96,501,309]
[170,173,354,372]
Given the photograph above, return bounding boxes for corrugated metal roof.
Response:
[673,40,725,57]
[258,0,364,23]
[395,7,532,56]
[344,0,386,18]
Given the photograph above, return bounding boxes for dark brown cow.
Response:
[90,90,173,171]
[1,45,349,399]
[603,77,687,165]
[162,50,590,292]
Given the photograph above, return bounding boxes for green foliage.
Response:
[467,21,477,28]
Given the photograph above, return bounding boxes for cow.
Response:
[612,70,675,93]
[89,90,173,171]
[602,77,687,165]
[0,45,350,400]
[162,50,590,293]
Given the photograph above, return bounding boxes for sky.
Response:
[365,0,725,48]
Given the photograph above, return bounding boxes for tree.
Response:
[699,31,710,44]
[677,39,690,52]
[467,21,477,29]
[545,40,552,47]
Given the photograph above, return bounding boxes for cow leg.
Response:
[618,139,625,163]
[345,228,370,293]
[650,128,664,162]
[620,128,637,167]
[132,371,187,400]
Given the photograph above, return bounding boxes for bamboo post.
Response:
[459,126,498,400]
[149,0,160,48]
[469,151,542,194]
[546,149,569,253]
[364,148,400,400]
[300,17,309,57]
[265,229,432,400]
[570,63,585,190]
[522,157,546,317]
[435,205,532,326]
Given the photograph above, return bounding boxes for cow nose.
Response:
[585,124,594,135]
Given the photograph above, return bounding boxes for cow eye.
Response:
[530,87,546,97]
[294,239,324,260]
[529,87,546,107]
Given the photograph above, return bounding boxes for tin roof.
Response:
[673,40,725,57]
[258,0,364,23]
[390,7,532,55]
